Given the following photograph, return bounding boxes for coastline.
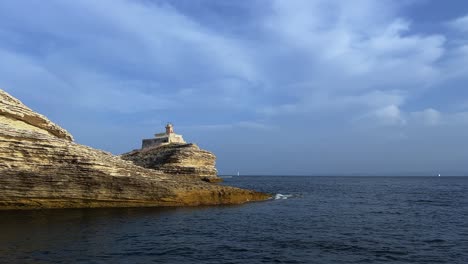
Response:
[0,89,270,210]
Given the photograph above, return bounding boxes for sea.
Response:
[1,176,467,264]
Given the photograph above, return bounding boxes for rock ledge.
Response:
[121,143,221,183]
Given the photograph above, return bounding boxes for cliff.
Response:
[0,89,270,210]
[121,143,221,183]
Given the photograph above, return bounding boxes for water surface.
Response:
[1,176,467,263]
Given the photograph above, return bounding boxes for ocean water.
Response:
[1,176,468,263]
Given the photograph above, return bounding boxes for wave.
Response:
[274,194,293,200]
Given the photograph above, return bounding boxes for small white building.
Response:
[142,123,186,149]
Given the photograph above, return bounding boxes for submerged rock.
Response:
[121,143,221,183]
[0,89,270,210]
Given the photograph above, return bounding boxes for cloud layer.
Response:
[1,0,468,174]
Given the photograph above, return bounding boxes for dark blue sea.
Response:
[1,176,468,263]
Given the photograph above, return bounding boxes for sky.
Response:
[1,0,468,175]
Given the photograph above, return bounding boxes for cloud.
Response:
[373,105,406,125]
[0,0,259,114]
[354,106,468,128]
[250,0,447,121]
[409,108,441,126]
[374,105,407,126]
[264,1,444,79]
[2,0,468,175]
[0,0,454,120]
[355,105,406,126]
[449,14,468,32]
[450,111,468,124]
[182,121,272,131]
[258,89,407,119]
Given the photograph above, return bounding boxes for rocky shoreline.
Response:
[0,89,270,210]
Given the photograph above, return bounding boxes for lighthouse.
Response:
[165,123,174,134]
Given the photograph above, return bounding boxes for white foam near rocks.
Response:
[274,194,293,200]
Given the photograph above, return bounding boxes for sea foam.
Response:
[274,194,293,200]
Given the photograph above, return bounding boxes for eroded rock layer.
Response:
[121,143,221,182]
[0,89,269,210]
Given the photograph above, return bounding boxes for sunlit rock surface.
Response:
[121,143,221,183]
[0,89,270,210]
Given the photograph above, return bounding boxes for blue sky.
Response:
[1,0,468,175]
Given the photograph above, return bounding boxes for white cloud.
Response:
[182,121,272,131]
[354,106,468,128]
[4,0,468,173]
[0,0,467,131]
[375,105,405,125]
[264,0,444,80]
[253,0,447,122]
[359,105,406,126]
[258,89,407,118]
[0,0,259,114]
[449,14,468,32]
[332,90,407,109]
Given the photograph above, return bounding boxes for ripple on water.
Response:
[1,176,468,263]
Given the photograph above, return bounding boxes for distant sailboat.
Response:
[237,171,240,177]
[438,173,441,177]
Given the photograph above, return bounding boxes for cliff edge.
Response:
[121,143,221,183]
[0,89,270,210]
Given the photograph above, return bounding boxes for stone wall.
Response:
[142,134,185,149]
[168,134,185,144]
[142,138,168,149]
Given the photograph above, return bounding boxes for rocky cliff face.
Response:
[121,143,221,182]
[0,89,269,210]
